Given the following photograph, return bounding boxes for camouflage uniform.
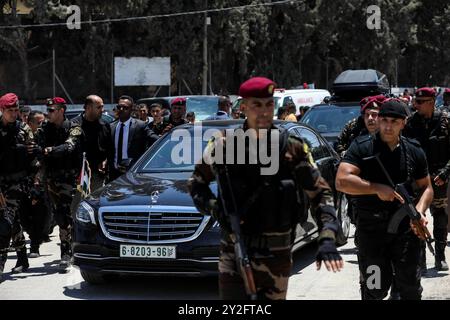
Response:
[188,124,340,300]
[335,116,367,155]
[0,118,35,279]
[403,110,450,268]
[35,120,83,264]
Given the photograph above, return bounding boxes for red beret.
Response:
[171,97,186,106]
[360,94,387,114]
[47,97,67,107]
[0,93,19,109]
[415,87,436,98]
[239,77,276,99]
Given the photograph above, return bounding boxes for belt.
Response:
[224,232,293,249]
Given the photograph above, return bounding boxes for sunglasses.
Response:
[47,108,58,113]
[415,99,432,105]
[116,104,131,111]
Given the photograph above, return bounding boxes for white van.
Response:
[273,88,330,116]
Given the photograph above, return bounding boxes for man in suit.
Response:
[110,95,159,181]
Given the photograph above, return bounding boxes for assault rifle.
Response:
[214,164,258,300]
[365,154,435,255]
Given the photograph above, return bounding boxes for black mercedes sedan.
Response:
[73,120,350,284]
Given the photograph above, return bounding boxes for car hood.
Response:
[86,171,217,208]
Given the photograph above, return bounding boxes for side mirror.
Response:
[322,96,331,104]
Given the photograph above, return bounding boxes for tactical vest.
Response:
[354,135,417,231]
[405,111,450,173]
[38,120,83,178]
[0,120,30,178]
[216,127,306,235]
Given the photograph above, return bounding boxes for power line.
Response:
[0,0,302,30]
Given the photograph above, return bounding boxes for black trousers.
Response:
[357,228,422,300]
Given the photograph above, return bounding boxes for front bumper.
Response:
[73,219,221,277]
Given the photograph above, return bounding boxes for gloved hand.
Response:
[207,199,219,219]
[316,239,344,272]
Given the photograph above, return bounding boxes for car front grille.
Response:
[98,206,210,244]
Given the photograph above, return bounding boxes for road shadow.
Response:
[290,242,318,275]
[62,273,219,300]
[1,260,63,283]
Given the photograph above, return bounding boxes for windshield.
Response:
[138,127,213,172]
[185,97,219,121]
[301,105,360,133]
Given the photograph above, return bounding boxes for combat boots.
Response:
[435,244,448,271]
[11,247,29,274]
[0,253,7,282]
[59,241,72,270]
[29,245,40,258]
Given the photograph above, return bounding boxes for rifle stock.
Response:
[215,165,258,300]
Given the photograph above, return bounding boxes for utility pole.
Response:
[202,0,209,95]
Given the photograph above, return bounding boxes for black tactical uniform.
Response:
[188,123,341,300]
[342,132,428,300]
[72,113,114,187]
[403,109,450,270]
[35,119,83,268]
[0,116,35,280]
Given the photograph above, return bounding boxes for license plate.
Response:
[120,245,176,259]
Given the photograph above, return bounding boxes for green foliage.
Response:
[0,0,448,103]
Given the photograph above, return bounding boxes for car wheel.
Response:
[336,195,351,247]
[80,270,107,285]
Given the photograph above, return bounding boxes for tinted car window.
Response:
[184,97,219,121]
[139,128,209,172]
[301,127,332,159]
[301,105,360,134]
[292,127,324,160]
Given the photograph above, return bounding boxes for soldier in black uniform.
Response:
[336,100,433,300]
[188,77,343,300]
[0,93,36,281]
[35,97,83,270]
[403,87,450,271]
[72,95,113,188]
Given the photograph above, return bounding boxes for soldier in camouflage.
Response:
[35,97,83,270]
[188,77,343,300]
[403,87,450,271]
[0,93,36,281]
[335,95,387,156]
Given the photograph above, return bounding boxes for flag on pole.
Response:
[77,152,91,198]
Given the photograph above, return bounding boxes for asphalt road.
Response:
[1,223,449,300]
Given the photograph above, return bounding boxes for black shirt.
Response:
[72,114,113,172]
[342,133,428,212]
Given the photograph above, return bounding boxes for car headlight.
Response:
[76,201,96,225]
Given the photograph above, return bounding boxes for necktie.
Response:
[117,122,125,166]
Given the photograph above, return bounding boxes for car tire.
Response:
[336,195,350,247]
[80,270,107,285]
